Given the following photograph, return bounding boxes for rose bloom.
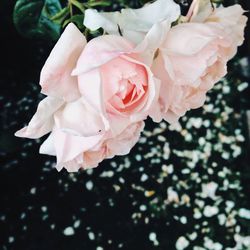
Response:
[87,0,247,123]
[84,0,180,44]
[151,3,247,123]
[15,23,159,171]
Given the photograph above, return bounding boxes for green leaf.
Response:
[51,6,70,25]
[86,1,111,7]
[70,0,85,13]
[13,0,62,41]
[63,14,84,29]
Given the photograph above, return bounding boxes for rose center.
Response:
[101,57,148,113]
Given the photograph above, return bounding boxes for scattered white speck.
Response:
[63,227,75,236]
[140,174,148,182]
[223,85,230,94]
[149,232,156,241]
[238,208,250,219]
[189,232,197,241]
[74,220,81,228]
[140,205,147,211]
[41,206,47,212]
[204,206,219,217]
[88,232,95,240]
[86,169,93,175]
[149,232,159,246]
[201,182,218,200]
[218,214,227,226]
[100,171,114,178]
[86,181,93,190]
[204,238,223,250]
[20,212,26,219]
[237,82,248,92]
[194,208,202,219]
[226,201,235,211]
[167,187,179,203]
[8,236,14,243]
[180,216,187,224]
[176,236,189,250]
[222,152,230,160]
[119,177,125,184]
[198,137,206,146]
[30,187,36,194]
[135,154,142,161]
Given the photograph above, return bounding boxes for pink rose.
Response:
[72,34,160,123]
[15,23,155,171]
[84,0,180,44]
[41,117,144,172]
[151,4,247,123]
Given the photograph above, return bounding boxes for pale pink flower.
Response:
[84,0,180,44]
[151,4,247,123]
[15,23,155,171]
[84,1,247,124]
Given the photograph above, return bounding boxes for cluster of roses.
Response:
[16,0,247,172]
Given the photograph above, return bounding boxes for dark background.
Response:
[1,1,250,250]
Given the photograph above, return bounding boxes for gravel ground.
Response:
[1,1,250,250]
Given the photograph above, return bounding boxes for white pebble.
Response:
[86,181,93,190]
[237,82,248,92]
[30,187,36,194]
[176,236,189,250]
[140,174,148,182]
[8,236,14,243]
[74,220,81,228]
[204,206,219,217]
[140,205,147,211]
[238,208,250,219]
[63,227,75,236]
[149,232,157,241]
[88,232,95,240]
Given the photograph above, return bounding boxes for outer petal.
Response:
[39,132,56,156]
[133,20,171,66]
[106,113,131,137]
[72,35,134,75]
[53,129,103,166]
[206,5,247,58]
[186,0,212,22]
[77,69,110,131]
[84,9,120,34]
[57,153,85,172]
[119,0,180,31]
[15,97,64,139]
[40,23,86,102]
[106,121,144,157]
[161,23,228,87]
[84,0,180,44]
[54,97,106,137]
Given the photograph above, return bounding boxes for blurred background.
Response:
[0,0,250,249]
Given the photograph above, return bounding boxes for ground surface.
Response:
[1,1,250,250]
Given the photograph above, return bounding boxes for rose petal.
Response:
[186,0,212,22]
[53,129,103,165]
[84,9,120,34]
[84,0,180,44]
[15,97,64,139]
[54,97,106,137]
[40,23,86,102]
[72,35,134,75]
[39,132,56,156]
[106,121,144,157]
